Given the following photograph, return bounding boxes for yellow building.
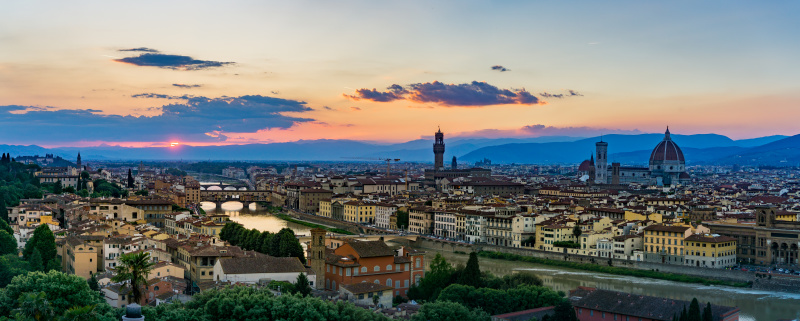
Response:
[643,224,691,264]
[776,210,798,222]
[624,211,663,223]
[62,235,103,279]
[343,201,376,223]
[684,234,737,268]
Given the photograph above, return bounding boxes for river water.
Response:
[199,202,313,236]
[200,202,798,320]
[424,251,800,321]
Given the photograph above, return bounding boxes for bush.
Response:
[553,241,581,249]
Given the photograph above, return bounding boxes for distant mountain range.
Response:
[0,134,797,166]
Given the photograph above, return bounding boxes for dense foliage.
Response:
[91,179,127,198]
[164,168,188,177]
[219,223,306,264]
[0,161,43,211]
[478,251,751,287]
[23,225,58,271]
[436,284,563,315]
[140,286,389,321]
[410,301,490,321]
[0,270,117,321]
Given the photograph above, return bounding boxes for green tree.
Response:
[23,225,57,269]
[0,200,8,223]
[28,249,44,272]
[437,284,563,316]
[412,301,490,321]
[295,273,311,297]
[0,270,104,317]
[457,252,482,288]
[396,211,409,229]
[0,231,18,255]
[552,300,579,321]
[134,190,148,196]
[59,305,101,321]
[87,274,100,292]
[53,181,63,194]
[688,298,701,321]
[702,302,713,321]
[572,225,582,239]
[0,218,14,235]
[13,291,55,321]
[111,252,155,305]
[0,254,31,287]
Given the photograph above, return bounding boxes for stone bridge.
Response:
[200,190,272,209]
[199,182,249,191]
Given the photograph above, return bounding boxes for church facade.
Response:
[580,128,690,186]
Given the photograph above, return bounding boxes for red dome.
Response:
[650,128,685,163]
[578,159,593,171]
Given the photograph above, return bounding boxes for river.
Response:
[199,202,313,236]
[423,251,800,321]
[200,203,798,320]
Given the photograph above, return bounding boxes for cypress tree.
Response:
[89,274,100,291]
[458,252,482,288]
[702,302,713,321]
[680,305,688,321]
[29,248,44,271]
[688,298,702,321]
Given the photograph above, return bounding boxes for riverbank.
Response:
[275,214,354,235]
[477,251,751,288]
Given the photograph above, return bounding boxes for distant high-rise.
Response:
[595,140,608,184]
[76,152,82,171]
[433,128,445,171]
[451,156,458,170]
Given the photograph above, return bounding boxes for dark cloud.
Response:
[131,93,195,100]
[347,81,543,107]
[322,106,335,111]
[172,84,202,89]
[539,90,583,98]
[344,84,406,102]
[119,47,159,52]
[0,95,313,143]
[491,65,509,72]
[115,52,233,70]
[350,107,362,111]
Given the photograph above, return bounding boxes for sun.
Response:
[170,142,180,147]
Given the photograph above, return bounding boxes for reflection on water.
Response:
[426,251,800,321]
[200,202,313,236]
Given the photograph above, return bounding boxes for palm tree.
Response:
[15,291,55,321]
[111,252,155,305]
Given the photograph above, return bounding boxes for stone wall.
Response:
[412,241,756,284]
[752,277,800,293]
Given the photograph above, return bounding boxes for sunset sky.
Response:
[1,1,798,147]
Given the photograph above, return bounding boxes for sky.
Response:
[1,1,799,147]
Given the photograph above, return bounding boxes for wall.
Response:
[412,240,757,284]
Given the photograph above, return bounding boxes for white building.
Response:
[375,203,398,229]
[213,252,315,286]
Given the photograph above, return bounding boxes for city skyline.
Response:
[1,1,799,147]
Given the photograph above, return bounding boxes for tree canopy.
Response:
[23,225,57,270]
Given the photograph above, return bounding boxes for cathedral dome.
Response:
[649,127,684,163]
[578,159,593,172]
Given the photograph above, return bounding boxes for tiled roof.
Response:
[571,288,738,321]
[219,253,307,274]
[346,240,395,258]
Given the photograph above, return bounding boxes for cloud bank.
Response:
[0,95,313,143]
[346,81,549,107]
[491,65,509,72]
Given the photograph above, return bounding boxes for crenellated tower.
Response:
[433,128,445,171]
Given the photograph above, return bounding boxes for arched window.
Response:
[374,279,379,284]
[361,266,367,273]
[386,278,392,287]
[374,266,380,272]
[386,264,392,271]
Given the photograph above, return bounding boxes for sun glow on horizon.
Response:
[170,142,180,147]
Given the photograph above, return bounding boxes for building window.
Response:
[374,266,380,272]
[361,267,367,273]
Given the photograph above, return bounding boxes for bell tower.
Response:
[595,140,608,184]
[308,228,327,289]
[433,128,445,171]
